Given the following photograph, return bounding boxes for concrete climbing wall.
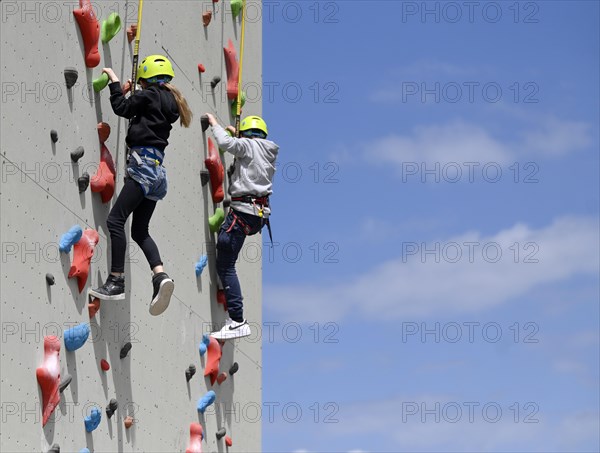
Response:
[1,1,262,451]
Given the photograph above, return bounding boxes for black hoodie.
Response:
[108,82,180,152]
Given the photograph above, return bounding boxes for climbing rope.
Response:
[234,0,247,137]
[130,0,144,94]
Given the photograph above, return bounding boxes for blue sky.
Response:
[261,1,599,451]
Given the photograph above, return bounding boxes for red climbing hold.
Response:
[91,126,116,203]
[223,39,239,100]
[68,229,99,292]
[204,336,222,386]
[100,359,110,371]
[203,11,212,26]
[36,336,61,427]
[225,436,233,447]
[217,289,228,311]
[204,138,224,203]
[127,24,137,43]
[185,422,203,453]
[88,297,101,318]
[198,64,206,73]
[217,372,227,385]
[73,0,100,68]
[124,416,134,428]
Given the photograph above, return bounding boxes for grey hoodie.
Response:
[212,124,279,217]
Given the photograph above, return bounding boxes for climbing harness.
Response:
[229,196,273,243]
[130,147,164,166]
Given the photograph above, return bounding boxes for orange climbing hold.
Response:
[68,229,99,292]
[204,336,222,385]
[185,423,203,453]
[73,0,100,68]
[217,372,227,385]
[91,124,116,203]
[204,138,224,203]
[88,297,101,318]
[124,416,134,428]
[203,11,212,26]
[127,24,137,43]
[217,289,228,311]
[223,39,239,100]
[36,336,61,427]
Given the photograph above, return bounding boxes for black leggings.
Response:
[106,177,162,273]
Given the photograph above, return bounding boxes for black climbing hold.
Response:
[71,146,84,163]
[46,273,55,286]
[64,67,78,89]
[106,398,118,418]
[50,130,58,143]
[201,114,210,132]
[229,362,239,375]
[185,364,196,382]
[120,342,132,359]
[200,170,210,187]
[216,428,227,440]
[47,443,60,453]
[59,374,72,393]
[210,76,221,89]
[78,173,90,193]
[223,198,231,208]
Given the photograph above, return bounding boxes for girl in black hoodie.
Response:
[89,55,192,316]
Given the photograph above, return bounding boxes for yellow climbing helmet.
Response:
[137,55,175,83]
[240,115,268,137]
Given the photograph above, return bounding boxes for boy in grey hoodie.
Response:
[205,113,279,339]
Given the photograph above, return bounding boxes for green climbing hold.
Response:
[101,13,122,43]
[209,208,225,233]
[93,73,109,92]
[230,90,246,116]
[231,0,243,19]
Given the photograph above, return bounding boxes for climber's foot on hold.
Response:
[149,272,174,316]
[88,275,125,300]
[210,318,251,340]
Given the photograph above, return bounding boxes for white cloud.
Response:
[365,116,593,169]
[265,216,599,323]
[370,120,512,166]
[320,395,599,452]
[521,117,592,156]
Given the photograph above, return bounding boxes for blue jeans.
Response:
[127,148,168,201]
[216,209,264,322]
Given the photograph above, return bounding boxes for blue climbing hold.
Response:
[195,255,208,277]
[84,406,101,432]
[64,323,90,351]
[199,334,210,357]
[59,225,83,253]
[80,449,90,453]
[197,390,216,414]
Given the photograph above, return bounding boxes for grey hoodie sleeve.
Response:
[212,124,251,159]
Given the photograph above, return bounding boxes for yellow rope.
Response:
[131,0,144,93]
[235,0,246,136]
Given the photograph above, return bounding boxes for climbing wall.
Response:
[0,1,262,451]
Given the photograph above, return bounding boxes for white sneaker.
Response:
[210,318,251,340]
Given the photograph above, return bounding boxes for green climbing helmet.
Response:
[240,115,268,138]
[137,55,175,83]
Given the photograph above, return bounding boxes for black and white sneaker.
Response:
[210,318,251,340]
[88,275,125,300]
[149,272,174,316]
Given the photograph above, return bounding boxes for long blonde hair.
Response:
[163,82,193,128]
